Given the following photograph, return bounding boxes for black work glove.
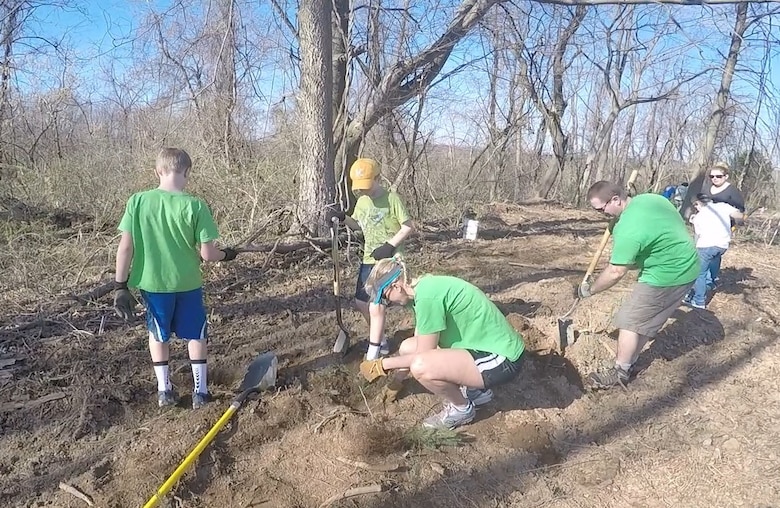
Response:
[221,247,239,261]
[371,242,396,260]
[325,204,347,223]
[113,284,137,321]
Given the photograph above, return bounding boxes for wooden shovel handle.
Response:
[582,229,611,285]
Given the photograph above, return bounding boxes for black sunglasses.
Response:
[595,196,616,212]
[709,174,725,179]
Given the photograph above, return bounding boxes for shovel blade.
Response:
[332,329,349,355]
[239,351,278,392]
[557,318,574,352]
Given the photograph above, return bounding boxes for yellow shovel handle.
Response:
[143,402,239,508]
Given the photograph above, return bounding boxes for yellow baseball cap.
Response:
[350,158,379,190]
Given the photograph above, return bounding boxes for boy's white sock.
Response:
[191,359,208,394]
[153,361,171,392]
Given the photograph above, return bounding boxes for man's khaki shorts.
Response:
[614,282,693,337]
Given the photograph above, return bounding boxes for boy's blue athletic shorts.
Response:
[140,287,208,343]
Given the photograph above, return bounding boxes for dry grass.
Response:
[0,221,115,309]
[344,419,409,458]
[738,209,780,246]
[402,427,468,451]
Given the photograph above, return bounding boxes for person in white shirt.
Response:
[684,194,744,309]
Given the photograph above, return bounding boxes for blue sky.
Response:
[16,1,780,162]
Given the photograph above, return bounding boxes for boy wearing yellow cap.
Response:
[337,158,414,360]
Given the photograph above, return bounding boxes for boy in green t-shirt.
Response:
[577,181,698,390]
[332,158,414,361]
[113,148,239,409]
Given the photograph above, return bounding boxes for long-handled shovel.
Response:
[557,169,639,355]
[331,217,350,355]
[557,234,611,354]
[142,352,278,508]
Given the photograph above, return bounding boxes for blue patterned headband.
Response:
[372,264,403,305]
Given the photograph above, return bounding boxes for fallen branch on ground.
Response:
[235,223,470,256]
[223,235,288,292]
[311,406,364,433]
[68,281,116,304]
[236,207,294,247]
[335,456,402,472]
[318,484,385,508]
[238,236,332,254]
[0,392,67,412]
[58,482,94,507]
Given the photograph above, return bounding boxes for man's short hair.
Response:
[587,180,627,202]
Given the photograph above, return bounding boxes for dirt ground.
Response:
[1,203,779,508]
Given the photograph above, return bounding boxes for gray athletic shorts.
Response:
[614,282,693,337]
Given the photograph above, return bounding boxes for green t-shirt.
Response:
[351,189,411,264]
[118,188,220,293]
[610,193,699,287]
[412,275,524,361]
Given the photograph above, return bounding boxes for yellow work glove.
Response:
[359,359,387,382]
[379,377,406,404]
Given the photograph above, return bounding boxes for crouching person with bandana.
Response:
[358,258,526,430]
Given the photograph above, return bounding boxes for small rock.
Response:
[430,462,445,475]
[702,437,712,447]
[722,438,740,452]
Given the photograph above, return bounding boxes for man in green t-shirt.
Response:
[113,148,240,409]
[356,259,526,430]
[577,181,699,390]
[332,158,414,361]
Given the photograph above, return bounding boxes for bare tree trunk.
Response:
[0,1,21,168]
[213,0,237,166]
[513,132,522,200]
[341,0,502,160]
[580,106,619,196]
[691,3,748,179]
[517,5,586,199]
[391,93,428,193]
[297,0,335,236]
[680,3,749,219]
[331,0,352,208]
[616,104,637,179]
[645,101,661,190]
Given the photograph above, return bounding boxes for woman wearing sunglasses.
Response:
[357,258,526,430]
[703,162,745,213]
[690,162,746,293]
